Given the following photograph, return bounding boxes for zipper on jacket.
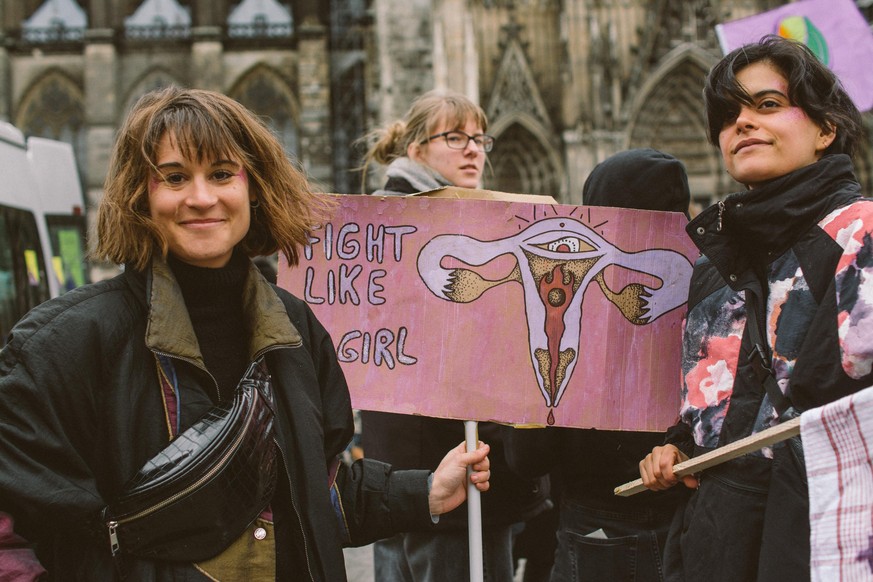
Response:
[108,522,120,555]
[256,342,314,582]
[152,349,223,405]
[106,382,261,556]
[275,438,315,582]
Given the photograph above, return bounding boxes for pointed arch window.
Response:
[122,71,181,115]
[17,74,86,179]
[230,72,299,158]
[628,59,723,205]
[489,123,559,197]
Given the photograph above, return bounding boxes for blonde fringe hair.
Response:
[93,86,332,271]
[358,89,488,191]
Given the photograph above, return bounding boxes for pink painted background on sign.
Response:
[278,194,697,430]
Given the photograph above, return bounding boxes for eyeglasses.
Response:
[422,131,495,152]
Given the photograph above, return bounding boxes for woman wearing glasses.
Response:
[362,89,493,195]
[359,90,550,582]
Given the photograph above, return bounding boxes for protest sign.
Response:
[279,188,697,430]
[715,0,873,112]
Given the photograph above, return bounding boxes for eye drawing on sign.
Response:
[416,212,693,425]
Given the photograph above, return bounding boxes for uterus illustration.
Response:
[416,216,692,424]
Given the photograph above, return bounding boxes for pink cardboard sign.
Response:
[278,193,697,430]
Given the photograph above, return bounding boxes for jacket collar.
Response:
[686,154,861,285]
[144,255,301,366]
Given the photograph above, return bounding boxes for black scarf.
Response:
[687,154,862,283]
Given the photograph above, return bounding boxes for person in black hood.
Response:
[582,148,691,218]
[639,35,872,581]
[506,147,691,582]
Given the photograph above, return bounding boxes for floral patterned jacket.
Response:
[667,154,873,458]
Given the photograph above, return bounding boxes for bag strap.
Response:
[155,354,181,438]
[743,288,794,418]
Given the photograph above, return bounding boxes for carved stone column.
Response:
[82,27,117,246]
[297,20,333,189]
[191,26,223,92]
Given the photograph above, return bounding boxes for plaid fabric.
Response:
[802,385,873,581]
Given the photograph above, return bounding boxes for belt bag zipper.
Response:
[105,387,261,556]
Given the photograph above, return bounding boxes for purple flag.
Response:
[716,0,873,112]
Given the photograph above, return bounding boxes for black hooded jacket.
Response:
[0,257,434,581]
[582,148,691,218]
[663,154,873,580]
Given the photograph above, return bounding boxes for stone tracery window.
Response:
[122,70,180,114]
[628,58,722,205]
[489,123,559,197]
[230,71,299,158]
[17,74,86,177]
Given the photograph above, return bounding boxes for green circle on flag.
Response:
[778,15,830,65]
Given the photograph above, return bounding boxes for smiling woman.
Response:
[0,87,494,581]
[715,61,835,188]
[148,134,253,268]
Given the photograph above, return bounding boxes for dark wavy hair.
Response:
[704,35,864,157]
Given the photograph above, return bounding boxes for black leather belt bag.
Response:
[101,358,278,562]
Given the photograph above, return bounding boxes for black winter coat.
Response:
[664,154,873,581]
[0,257,433,581]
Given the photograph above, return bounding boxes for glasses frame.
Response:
[422,130,494,153]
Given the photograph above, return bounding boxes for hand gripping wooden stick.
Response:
[614,416,801,497]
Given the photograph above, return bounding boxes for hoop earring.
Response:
[250,199,261,209]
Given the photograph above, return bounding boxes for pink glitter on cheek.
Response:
[237,168,248,184]
[786,107,809,121]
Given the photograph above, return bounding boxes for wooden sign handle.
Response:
[614,416,801,497]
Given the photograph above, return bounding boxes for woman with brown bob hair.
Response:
[95,87,324,271]
[0,86,491,581]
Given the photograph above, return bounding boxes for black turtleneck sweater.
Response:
[167,251,251,404]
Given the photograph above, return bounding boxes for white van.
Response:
[0,121,89,344]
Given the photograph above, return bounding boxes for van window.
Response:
[0,204,50,344]
[45,214,90,293]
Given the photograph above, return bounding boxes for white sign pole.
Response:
[464,420,484,582]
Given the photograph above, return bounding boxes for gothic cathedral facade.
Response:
[1,0,871,221]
